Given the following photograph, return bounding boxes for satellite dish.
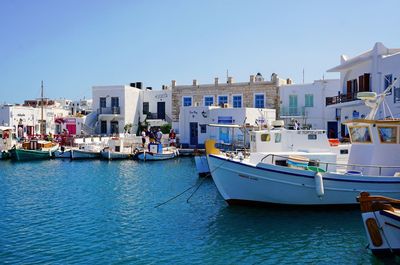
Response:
[357,92,377,100]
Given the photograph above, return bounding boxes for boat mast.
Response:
[41,80,44,136]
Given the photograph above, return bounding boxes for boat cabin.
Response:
[0,126,16,151]
[249,127,339,171]
[344,119,400,175]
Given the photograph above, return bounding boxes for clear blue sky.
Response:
[0,0,399,103]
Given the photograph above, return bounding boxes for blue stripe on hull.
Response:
[209,154,400,184]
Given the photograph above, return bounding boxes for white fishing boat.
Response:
[100,137,134,160]
[0,126,16,160]
[136,143,178,161]
[54,147,72,159]
[357,192,400,256]
[206,81,400,206]
[71,143,102,160]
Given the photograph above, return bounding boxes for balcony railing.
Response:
[98,106,120,115]
[280,106,305,117]
[326,92,360,106]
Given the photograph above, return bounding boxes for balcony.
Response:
[326,92,360,106]
[98,106,120,115]
[280,106,305,117]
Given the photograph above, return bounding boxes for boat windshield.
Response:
[349,126,372,143]
[377,126,398,144]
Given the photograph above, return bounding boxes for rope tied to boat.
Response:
[154,156,229,208]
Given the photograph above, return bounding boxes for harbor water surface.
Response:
[0,158,394,264]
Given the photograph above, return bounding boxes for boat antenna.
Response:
[358,77,399,120]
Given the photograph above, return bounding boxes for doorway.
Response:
[157,102,166,120]
[190,122,198,146]
[327,121,338,138]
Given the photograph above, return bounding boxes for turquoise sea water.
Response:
[0,158,397,264]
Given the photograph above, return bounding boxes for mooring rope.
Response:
[154,156,230,208]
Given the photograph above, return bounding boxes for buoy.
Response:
[314,172,324,197]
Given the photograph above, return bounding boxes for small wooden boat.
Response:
[54,148,72,158]
[100,137,134,160]
[357,192,400,256]
[100,149,131,160]
[71,143,102,160]
[136,143,178,161]
[10,140,58,161]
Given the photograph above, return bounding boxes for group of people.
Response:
[141,128,176,147]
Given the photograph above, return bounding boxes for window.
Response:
[305,94,314,107]
[261,133,271,142]
[378,126,397,144]
[308,134,317,140]
[111,97,119,107]
[275,133,281,143]
[183,97,192,107]
[204,96,214,106]
[232,95,242,108]
[143,102,149,114]
[384,74,393,90]
[200,124,207,133]
[394,86,400,103]
[289,95,298,115]
[218,95,228,106]
[349,126,372,143]
[100,97,106,108]
[254,94,265,108]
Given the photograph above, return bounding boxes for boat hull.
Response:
[207,154,400,205]
[0,151,10,160]
[136,151,175,161]
[10,148,54,161]
[71,149,100,160]
[54,150,72,158]
[100,150,131,160]
[361,210,400,256]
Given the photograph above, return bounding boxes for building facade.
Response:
[178,106,276,147]
[0,104,70,138]
[326,42,400,137]
[86,84,172,135]
[280,79,340,135]
[171,73,286,130]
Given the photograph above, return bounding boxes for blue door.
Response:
[190,122,198,146]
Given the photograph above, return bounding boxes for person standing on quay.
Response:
[141,129,146,147]
[156,128,163,144]
[169,129,176,147]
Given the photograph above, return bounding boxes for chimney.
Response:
[250,75,255,83]
[286,78,292,85]
[214,77,219,85]
[193,79,198,86]
[227,77,234,84]
[172,80,176,88]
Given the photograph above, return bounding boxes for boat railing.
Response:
[260,154,400,176]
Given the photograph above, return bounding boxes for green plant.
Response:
[160,123,172,134]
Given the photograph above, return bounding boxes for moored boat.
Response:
[10,140,58,161]
[0,126,17,160]
[357,192,400,256]
[206,81,400,206]
[54,148,72,158]
[100,137,134,160]
[136,143,178,161]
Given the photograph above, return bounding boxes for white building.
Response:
[326,42,400,138]
[280,79,340,136]
[178,106,276,147]
[0,104,70,137]
[86,83,172,135]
